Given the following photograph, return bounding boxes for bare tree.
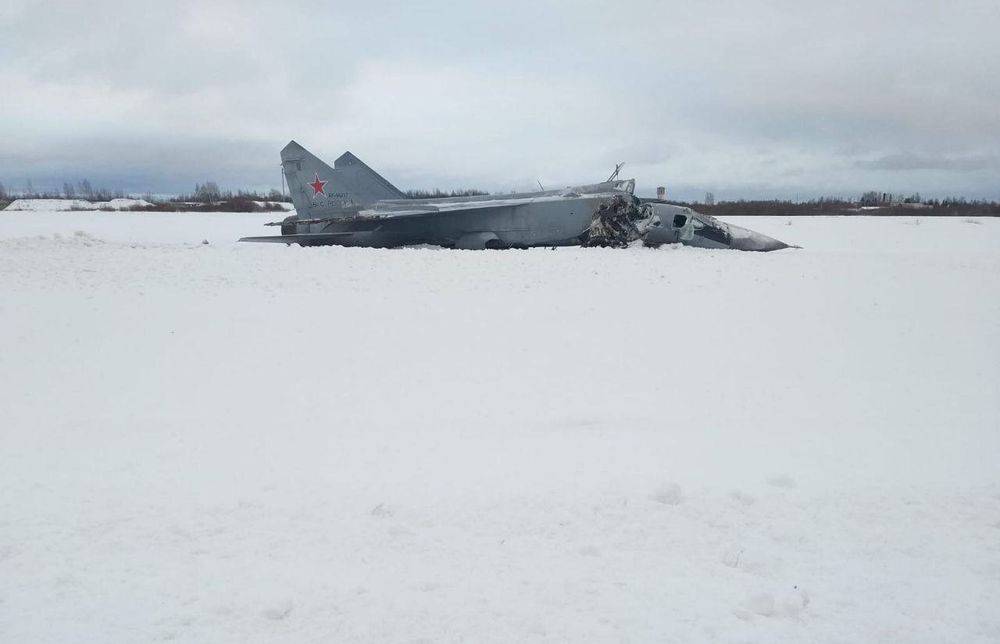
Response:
[0,181,6,198]
[194,181,221,202]
[859,191,881,206]
[63,182,76,198]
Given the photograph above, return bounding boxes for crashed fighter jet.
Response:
[239,141,793,251]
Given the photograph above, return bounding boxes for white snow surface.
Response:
[4,198,154,211]
[252,201,294,210]
[1,212,998,642]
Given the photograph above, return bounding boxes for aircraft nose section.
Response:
[726,224,796,251]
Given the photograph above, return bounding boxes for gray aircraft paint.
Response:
[242,142,794,251]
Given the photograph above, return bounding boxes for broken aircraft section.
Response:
[642,203,797,251]
[239,141,794,252]
[582,193,660,248]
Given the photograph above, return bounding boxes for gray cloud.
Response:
[2,0,999,199]
[857,153,1000,172]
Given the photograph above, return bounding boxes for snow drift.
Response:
[3,198,154,211]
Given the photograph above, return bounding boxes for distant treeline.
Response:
[0,179,293,212]
[131,199,289,213]
[669,197,1000,217]
[170,182,291,204]
[122,183,293,212]
[142,182,291,211]
[0,178,129,202]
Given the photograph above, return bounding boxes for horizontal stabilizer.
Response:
[239,233,354,245]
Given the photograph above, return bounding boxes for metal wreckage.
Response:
[240,141,795,251]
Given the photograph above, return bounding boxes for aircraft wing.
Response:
[367,191,625,219]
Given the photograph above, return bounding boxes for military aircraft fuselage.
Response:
[238,141,795,251]
[283,192,617,248]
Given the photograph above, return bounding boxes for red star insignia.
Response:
[308,173,328,196]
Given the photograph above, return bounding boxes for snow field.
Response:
[1,212,998,641]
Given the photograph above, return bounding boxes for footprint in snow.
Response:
[765,475,797,489]
[371,503,393,517]
[261,603,293,621]
[734,588,809,621]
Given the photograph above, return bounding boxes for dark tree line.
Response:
[673,197,1000,217]
[170,183,290,204]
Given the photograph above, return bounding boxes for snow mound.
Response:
[650,482,685,505]
[4,198,153,211]
[252,201,294,210]
[0,230,106,250]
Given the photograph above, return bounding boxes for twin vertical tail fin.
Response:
[280,141,405,220]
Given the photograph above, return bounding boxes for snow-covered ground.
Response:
[1,212,998,642]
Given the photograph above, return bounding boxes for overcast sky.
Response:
[3,0,999,199]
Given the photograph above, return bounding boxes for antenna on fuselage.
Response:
[606,162,625,182]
